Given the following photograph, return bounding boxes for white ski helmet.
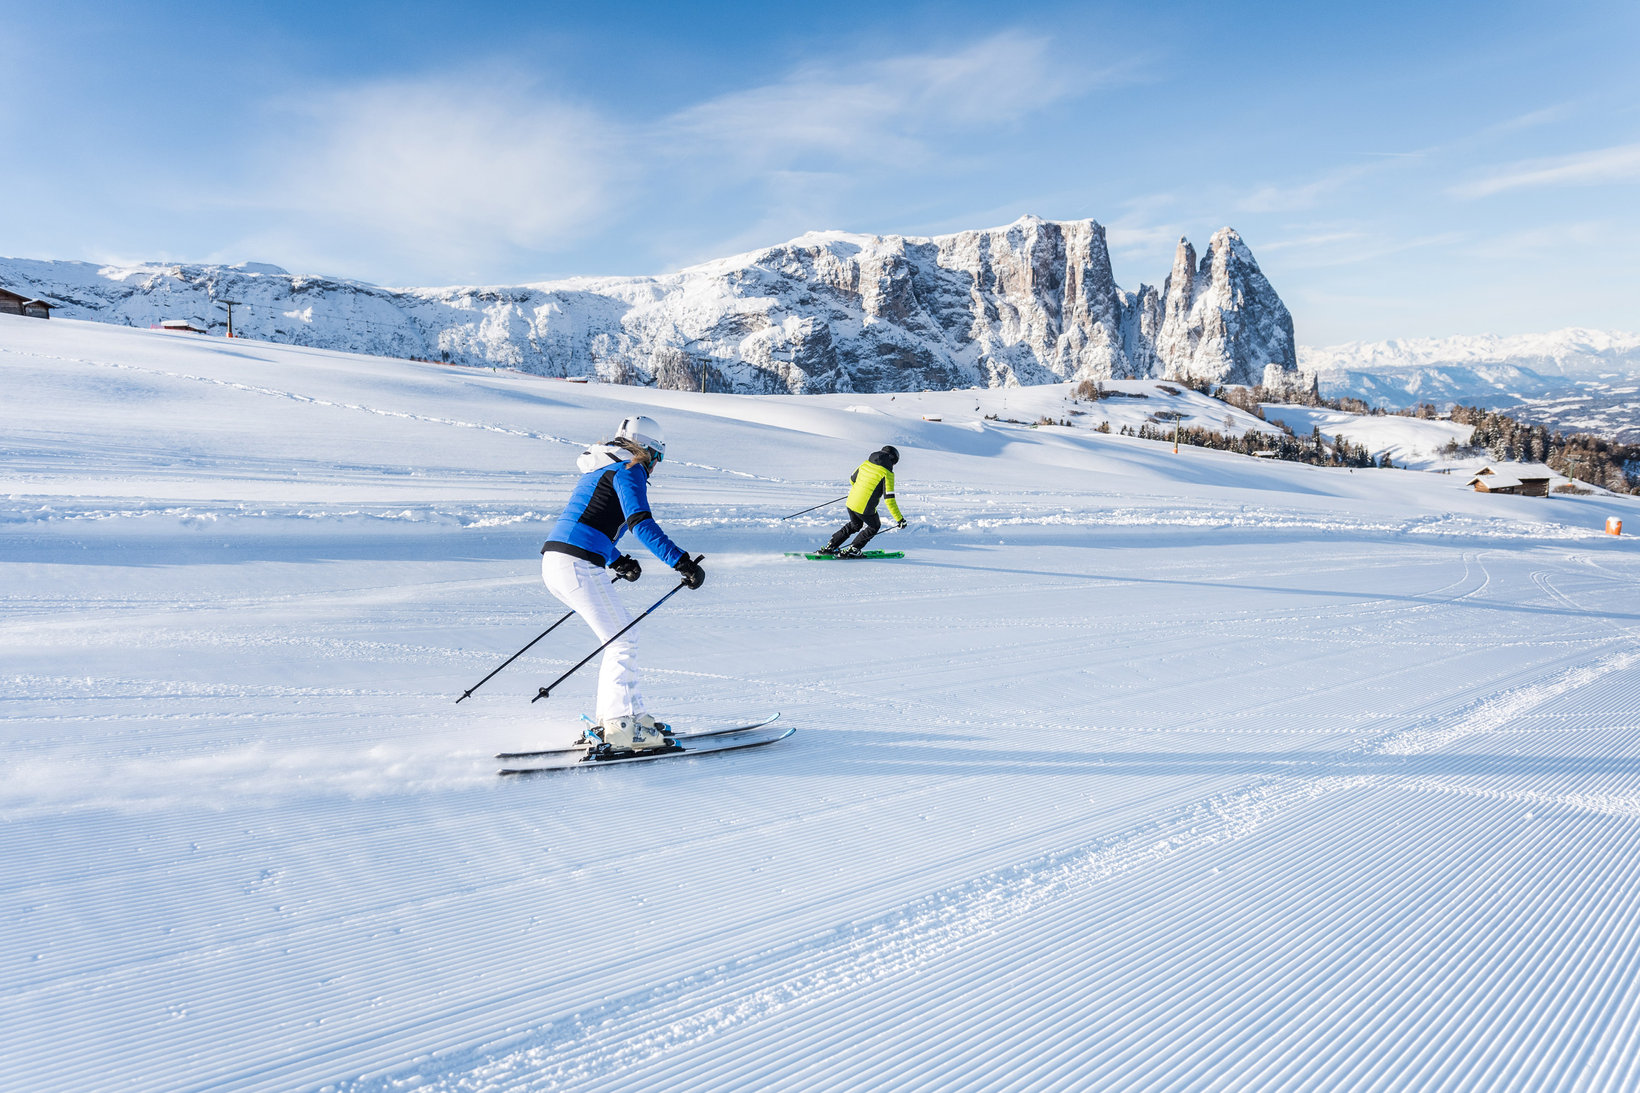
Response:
[616,414,666,459]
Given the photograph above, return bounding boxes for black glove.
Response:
[895,518,908,530]
[673,554,705,590]
[611,554,641,582]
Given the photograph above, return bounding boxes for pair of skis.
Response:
[785,550,904,561]
[496,714,790,776]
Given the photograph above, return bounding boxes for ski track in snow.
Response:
[348,777,1356,1092]
[336,646,1640,1092]
[6,319,1640,1091]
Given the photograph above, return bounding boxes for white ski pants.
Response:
[541,551,647,723]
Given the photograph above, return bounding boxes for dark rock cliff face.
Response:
[0,217,1296,392]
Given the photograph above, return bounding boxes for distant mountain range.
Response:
[0,217,1295,393]
[7,226,1635,437]
[1303,329,1640,440]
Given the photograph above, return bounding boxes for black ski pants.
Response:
[826,508,880,552]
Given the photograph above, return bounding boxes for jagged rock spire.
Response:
[1154,229,1295,386]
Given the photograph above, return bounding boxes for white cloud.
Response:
[1236,164,1379,214]
[1464,220,1616,259]
[260,76,620,279]
[240,32,1129,281]
[1487,104,1571,134]
[1259,231,1371,253]
[1451,143,1640,199]
[1234,147,1439,216]
[1276,232,1464,270]
[661,32,1097,171]
[1105,222,1186,254]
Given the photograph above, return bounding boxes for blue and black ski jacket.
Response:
[542,445,686,569]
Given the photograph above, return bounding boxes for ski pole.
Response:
[780,494,847,520]
[456,576,619,703]
[531,557,702,703]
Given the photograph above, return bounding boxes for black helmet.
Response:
[878,445,900,466]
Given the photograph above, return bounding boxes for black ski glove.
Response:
[611,554,641,582]
[674,554,705,590]
[895,518,908,530]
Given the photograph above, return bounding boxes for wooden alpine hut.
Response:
[0,286,58,318]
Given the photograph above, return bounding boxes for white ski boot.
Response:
[597,713,676,753]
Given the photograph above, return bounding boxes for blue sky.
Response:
[2,0,1636,343]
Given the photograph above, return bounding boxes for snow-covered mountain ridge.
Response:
[1301,328,1640,440]
[1302,328,1640,377]
[0,216,1296,393]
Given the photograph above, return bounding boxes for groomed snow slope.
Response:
[6,317,1640,1092]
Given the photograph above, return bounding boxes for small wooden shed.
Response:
[0,286,57,318]
[1468,465,1551,497]
[156,319,208,334]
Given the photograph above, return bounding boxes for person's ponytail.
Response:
[609,437,652,469]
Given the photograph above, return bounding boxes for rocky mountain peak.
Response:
[1,217,1297,393]
[1155,228,1296,386]
[1168,237,1198,293]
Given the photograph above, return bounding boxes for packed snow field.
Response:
[6,317,1640,1092]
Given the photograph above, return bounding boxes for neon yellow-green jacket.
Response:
[846,455,903,521]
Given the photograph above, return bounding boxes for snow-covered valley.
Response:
[6,316,1640,1091]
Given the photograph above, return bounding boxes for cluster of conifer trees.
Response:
[1116,422,1386,468]
[1444,405,1640,493]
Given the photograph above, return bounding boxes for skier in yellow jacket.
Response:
[817,446,906,557]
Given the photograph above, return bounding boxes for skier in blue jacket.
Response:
[541,415,704,752]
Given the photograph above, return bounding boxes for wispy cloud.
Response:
[1087,193,1183,267]
[1276,232,1464,270]
[253,74,621,280]
[1464,220,1616,259]
[243,32,1128,280]
[1450,143,1640,198]
[1235,149,1432,215]
[1236,164,1377,214]
[1486,104,1572,134]
[1106,221,1186,255]
[1258,231,1371,253]
[661,31,1109,171]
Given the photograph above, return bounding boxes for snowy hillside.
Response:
[1259,403,1474,470]
[7,316,1640,1092]
[0,216,1295,395]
